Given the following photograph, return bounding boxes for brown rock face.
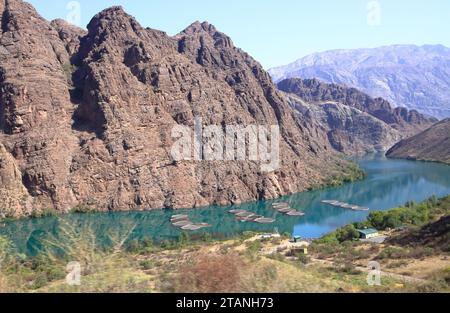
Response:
[0,2,351,217]
[0,0,79,215]
[51,19,87,57]
[278,78,437,137]
[284,92,402,154]
[386,118,450,165]
[0,143,30,217]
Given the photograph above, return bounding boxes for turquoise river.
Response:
[1,154,450,255]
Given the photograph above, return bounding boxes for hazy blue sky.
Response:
[27,0,450,69]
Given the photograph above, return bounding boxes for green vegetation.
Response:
[376,246,435,260]
[1,195,449,293]
[364,195,447,230]
[315,195,449,244]
[319,224,360,244]
[0,208,61,223]
[308,160,366,190]
[308,195,450,293]
[62,62,77,86]
[327,161,367,187]
[30,208,59,219]
[245,240,263,260]
[70,204,97,214]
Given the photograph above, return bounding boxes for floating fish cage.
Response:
[321,200,369,211]
[170,215,211,231]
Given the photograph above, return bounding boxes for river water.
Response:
[1,154,450,255]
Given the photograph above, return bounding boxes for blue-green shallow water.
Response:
[1,154,450,255]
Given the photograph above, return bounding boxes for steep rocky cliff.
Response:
[0,0,81,216]
[386,119,450,165]
[278,78,436,154]
[0,143,30,217]
[278,78,436,136]
[0,1,352,218]
[284,93,402,154]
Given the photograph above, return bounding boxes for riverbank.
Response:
[0,158,366,222]
[0,229,420,293]
[0,196,448,292]
[2,155,450,255]
[386,155,450,166]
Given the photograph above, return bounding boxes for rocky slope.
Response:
[386,118,450,165]
[278,78,436,154]
[0,1,352,218]
[284,93,401,154]
[269,45,450,119]
[278,78,437,135]
[389,215,450,251]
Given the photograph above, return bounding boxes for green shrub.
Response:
[366,195,449,231]
[387,260,408,268]
[267,253,286,262]
[333,261,361,275]
[335,224,359,243]
[201,232,213,242]
[126,239,141,253]
[71,205,95,214]
[62,62,77,85]
[140,259,156,270]
[376,246,408,260]
[309,242,341,259]
[245,240,262,254]
[408,247,435,259]
[31,273,48,290]
[178,232,190,246]
[240,231,258,241]
[297,253,310,264]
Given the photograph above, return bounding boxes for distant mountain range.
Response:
[387,118,450,165]
[278,78,436,154]
[269,45,450,119]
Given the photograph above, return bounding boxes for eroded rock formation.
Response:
[0,1,352,217]
[278,78,436,154]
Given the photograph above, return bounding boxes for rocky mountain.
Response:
[278,78,436,154]
[386,118,450,165]
[0,1,354,218]
[268,45,450,119]
[283,93,401,154]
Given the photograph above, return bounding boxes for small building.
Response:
[357,228,379,239]
[290,235,302,243]
[260,233,281,240]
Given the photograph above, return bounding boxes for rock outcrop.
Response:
[386,118,450,165]
[0,0,80,215]
[284,93,402,154]
[51,19,87,57]
[278,78,436,154]
[0,1,352,217]
[0,143,31,217]
[278,78,437,136]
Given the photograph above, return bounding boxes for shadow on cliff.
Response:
[68,51,106,138]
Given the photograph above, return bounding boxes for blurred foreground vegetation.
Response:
[0,196,449,293]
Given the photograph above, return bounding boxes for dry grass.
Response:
[0,236,11,292]
[171,253,244,293]
[0,271,8,293]
[1,225,448,293]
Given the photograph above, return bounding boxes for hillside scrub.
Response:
[315,195,449,245]
[0,196,449,293]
